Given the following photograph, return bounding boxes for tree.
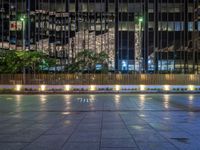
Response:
[66,49,109,73]
[0,50,56,73]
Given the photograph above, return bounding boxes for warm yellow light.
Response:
[65,85,70,91]
[115,95,120,101]
[115,85,120,91]
[165,74,171,80]
[164,95,169,109]
[62,112,71,115]
[189,95,194,101]
[189,75,195,81]
[188,85,195,91]
[164,85,170,91]
[90,85,96,91]
[164,94,169,100]
[16,85,22,91]
[40,85,46,91]
[140,85,145,91]
[140,95,145,101]
[141,75,146,80]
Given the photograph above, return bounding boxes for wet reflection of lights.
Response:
[64,95,71,110]
[139,95,146,108]
[164,95,170,109]
[139,114,145,117]
[64,120,71,125]
[16,95,22,112]
[64,95,71,100]
[140,95,145,101]
[16,95,21,105]
[114,95,120,107]
[115,95,120,102]
[131,125,143,130]
[79,98,89,103]
[40,95,47,104]
[77,96,96,103]
[189,95,194,105]
[65,101,71,105]
[164,117,170,120]
[89,95,96,102]
[89,95,96,110]
[6,97,13,100]
[62,112,71,115]
[189,112,194,116]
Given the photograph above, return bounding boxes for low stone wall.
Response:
[1,74,200,85]
[0,84,200,94]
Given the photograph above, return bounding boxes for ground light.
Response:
[188,85,195,91]
[90,85,96,91]
[16,85,22,91]
[164,85,170,91]
[140,85,145,91]
[115,85,120,91]
[40,85,46,91]
[65,85,70,91]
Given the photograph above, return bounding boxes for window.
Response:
[198,21,200,31]
[69,4,75,12]
[168,22,174,31]
[188,22,193,31]
[175,22,183,31]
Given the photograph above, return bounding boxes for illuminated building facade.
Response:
[0,0,199,73]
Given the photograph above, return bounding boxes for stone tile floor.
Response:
[0,94,200,150]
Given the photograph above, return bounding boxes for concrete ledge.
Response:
[0,85,200,94]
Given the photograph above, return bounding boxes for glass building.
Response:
[0,0,199,73]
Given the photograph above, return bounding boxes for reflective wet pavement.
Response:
[0,94,200,150]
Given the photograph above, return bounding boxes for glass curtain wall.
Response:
[0,0,199,73]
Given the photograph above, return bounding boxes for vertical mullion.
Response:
[154,0,158,73]
[67,0,70,73]
[159,1,162,73]
[173,0,175,72]
[127,0,129,72]
[166,1,168,72]
[1,0,4,50]
[180,1,183,73]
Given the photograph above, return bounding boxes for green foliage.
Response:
[0,50,56,73]
[67,49,109,73]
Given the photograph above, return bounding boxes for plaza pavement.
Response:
[0,94,200,150]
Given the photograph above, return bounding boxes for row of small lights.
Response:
[15,84,196,92]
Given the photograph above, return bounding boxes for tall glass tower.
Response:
[0,0,199,73]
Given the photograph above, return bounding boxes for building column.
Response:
[115,0,119,71]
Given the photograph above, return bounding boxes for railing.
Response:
[0,74,199,85]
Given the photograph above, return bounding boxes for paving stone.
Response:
[23,135,69,150]
[0,142,27,150]
[62,142,99,150]
[102,129,131,139]
[101,138,137,148]
[0,94,200,150]
[101,148,138,150]
[69,132,101,142]
[137,142,178,150]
